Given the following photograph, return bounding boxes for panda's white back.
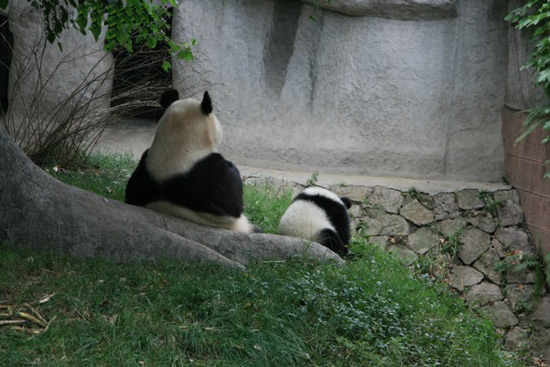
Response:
[278,200,335,241]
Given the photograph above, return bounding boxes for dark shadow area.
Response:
[0,14,13,113]
[110,9,173,121]
[263,0,302,99]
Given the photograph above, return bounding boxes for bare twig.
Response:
[0,16,207,167]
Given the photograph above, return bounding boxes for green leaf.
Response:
[146,37,157,49]
[90,24,101,41]
[537,68,550,84]
[46,32,56,44]
[0,0,8,10]
[515,120,541,144]
[161,60,172,72]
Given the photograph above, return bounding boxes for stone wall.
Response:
[327,184,550,359]
[173,0,508,182]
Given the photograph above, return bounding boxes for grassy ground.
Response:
[0,154,525,366]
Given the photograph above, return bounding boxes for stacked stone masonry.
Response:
[326,184,550,360]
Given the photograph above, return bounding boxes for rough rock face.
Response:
[301,0,457,19]
[6,0,113,138]
[174,0,508,182]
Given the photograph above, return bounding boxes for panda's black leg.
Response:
[318,229,348,255]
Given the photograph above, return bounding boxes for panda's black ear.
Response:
[160,88,180,109]
[341,197,352,209]
[201,91,213,115]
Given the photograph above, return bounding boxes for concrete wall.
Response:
[173,0,508,182]
[501,108,550,256]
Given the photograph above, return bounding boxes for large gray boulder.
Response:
[173,0,507,182]
[0,124,343,268]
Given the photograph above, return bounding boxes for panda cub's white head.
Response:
[279,187,352,255]
[146,90,223,181]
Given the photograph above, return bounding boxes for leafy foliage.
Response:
[1,0,194,69]
[506,1,550,172]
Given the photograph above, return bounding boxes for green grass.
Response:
[243,180,294,233]
[45,152,136,202]
[0,153,525,366]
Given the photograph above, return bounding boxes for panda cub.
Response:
[125,89,257,233]
[278,187,352,255]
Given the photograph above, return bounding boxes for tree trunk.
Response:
[0,126,343,268]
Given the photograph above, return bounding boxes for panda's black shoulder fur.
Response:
[162,153,243,217]
[125,151,244,218]
[294,191,351,249]
[160,88,180,109]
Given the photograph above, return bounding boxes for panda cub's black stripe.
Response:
[293,192,351,247]
[125,151,244,218]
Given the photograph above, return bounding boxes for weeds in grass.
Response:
[479,191,504,216]
[441,228,463,259]
[305,171,319,187]
[243,181,293,234]
[495,251,547,314]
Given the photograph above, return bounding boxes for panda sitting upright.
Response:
[278,187,352,255]
[125,89,257,233]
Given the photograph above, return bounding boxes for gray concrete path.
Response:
[96,119,511,195]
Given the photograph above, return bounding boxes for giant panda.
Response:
[278,187,352,255]
[125,89,257,233]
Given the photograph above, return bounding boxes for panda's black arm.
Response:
[125,150,160,206]
[318,229,348,255]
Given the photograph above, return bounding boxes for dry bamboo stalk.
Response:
[0,319,27,326]
[18,312,47,327]
[24,303,48,325]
